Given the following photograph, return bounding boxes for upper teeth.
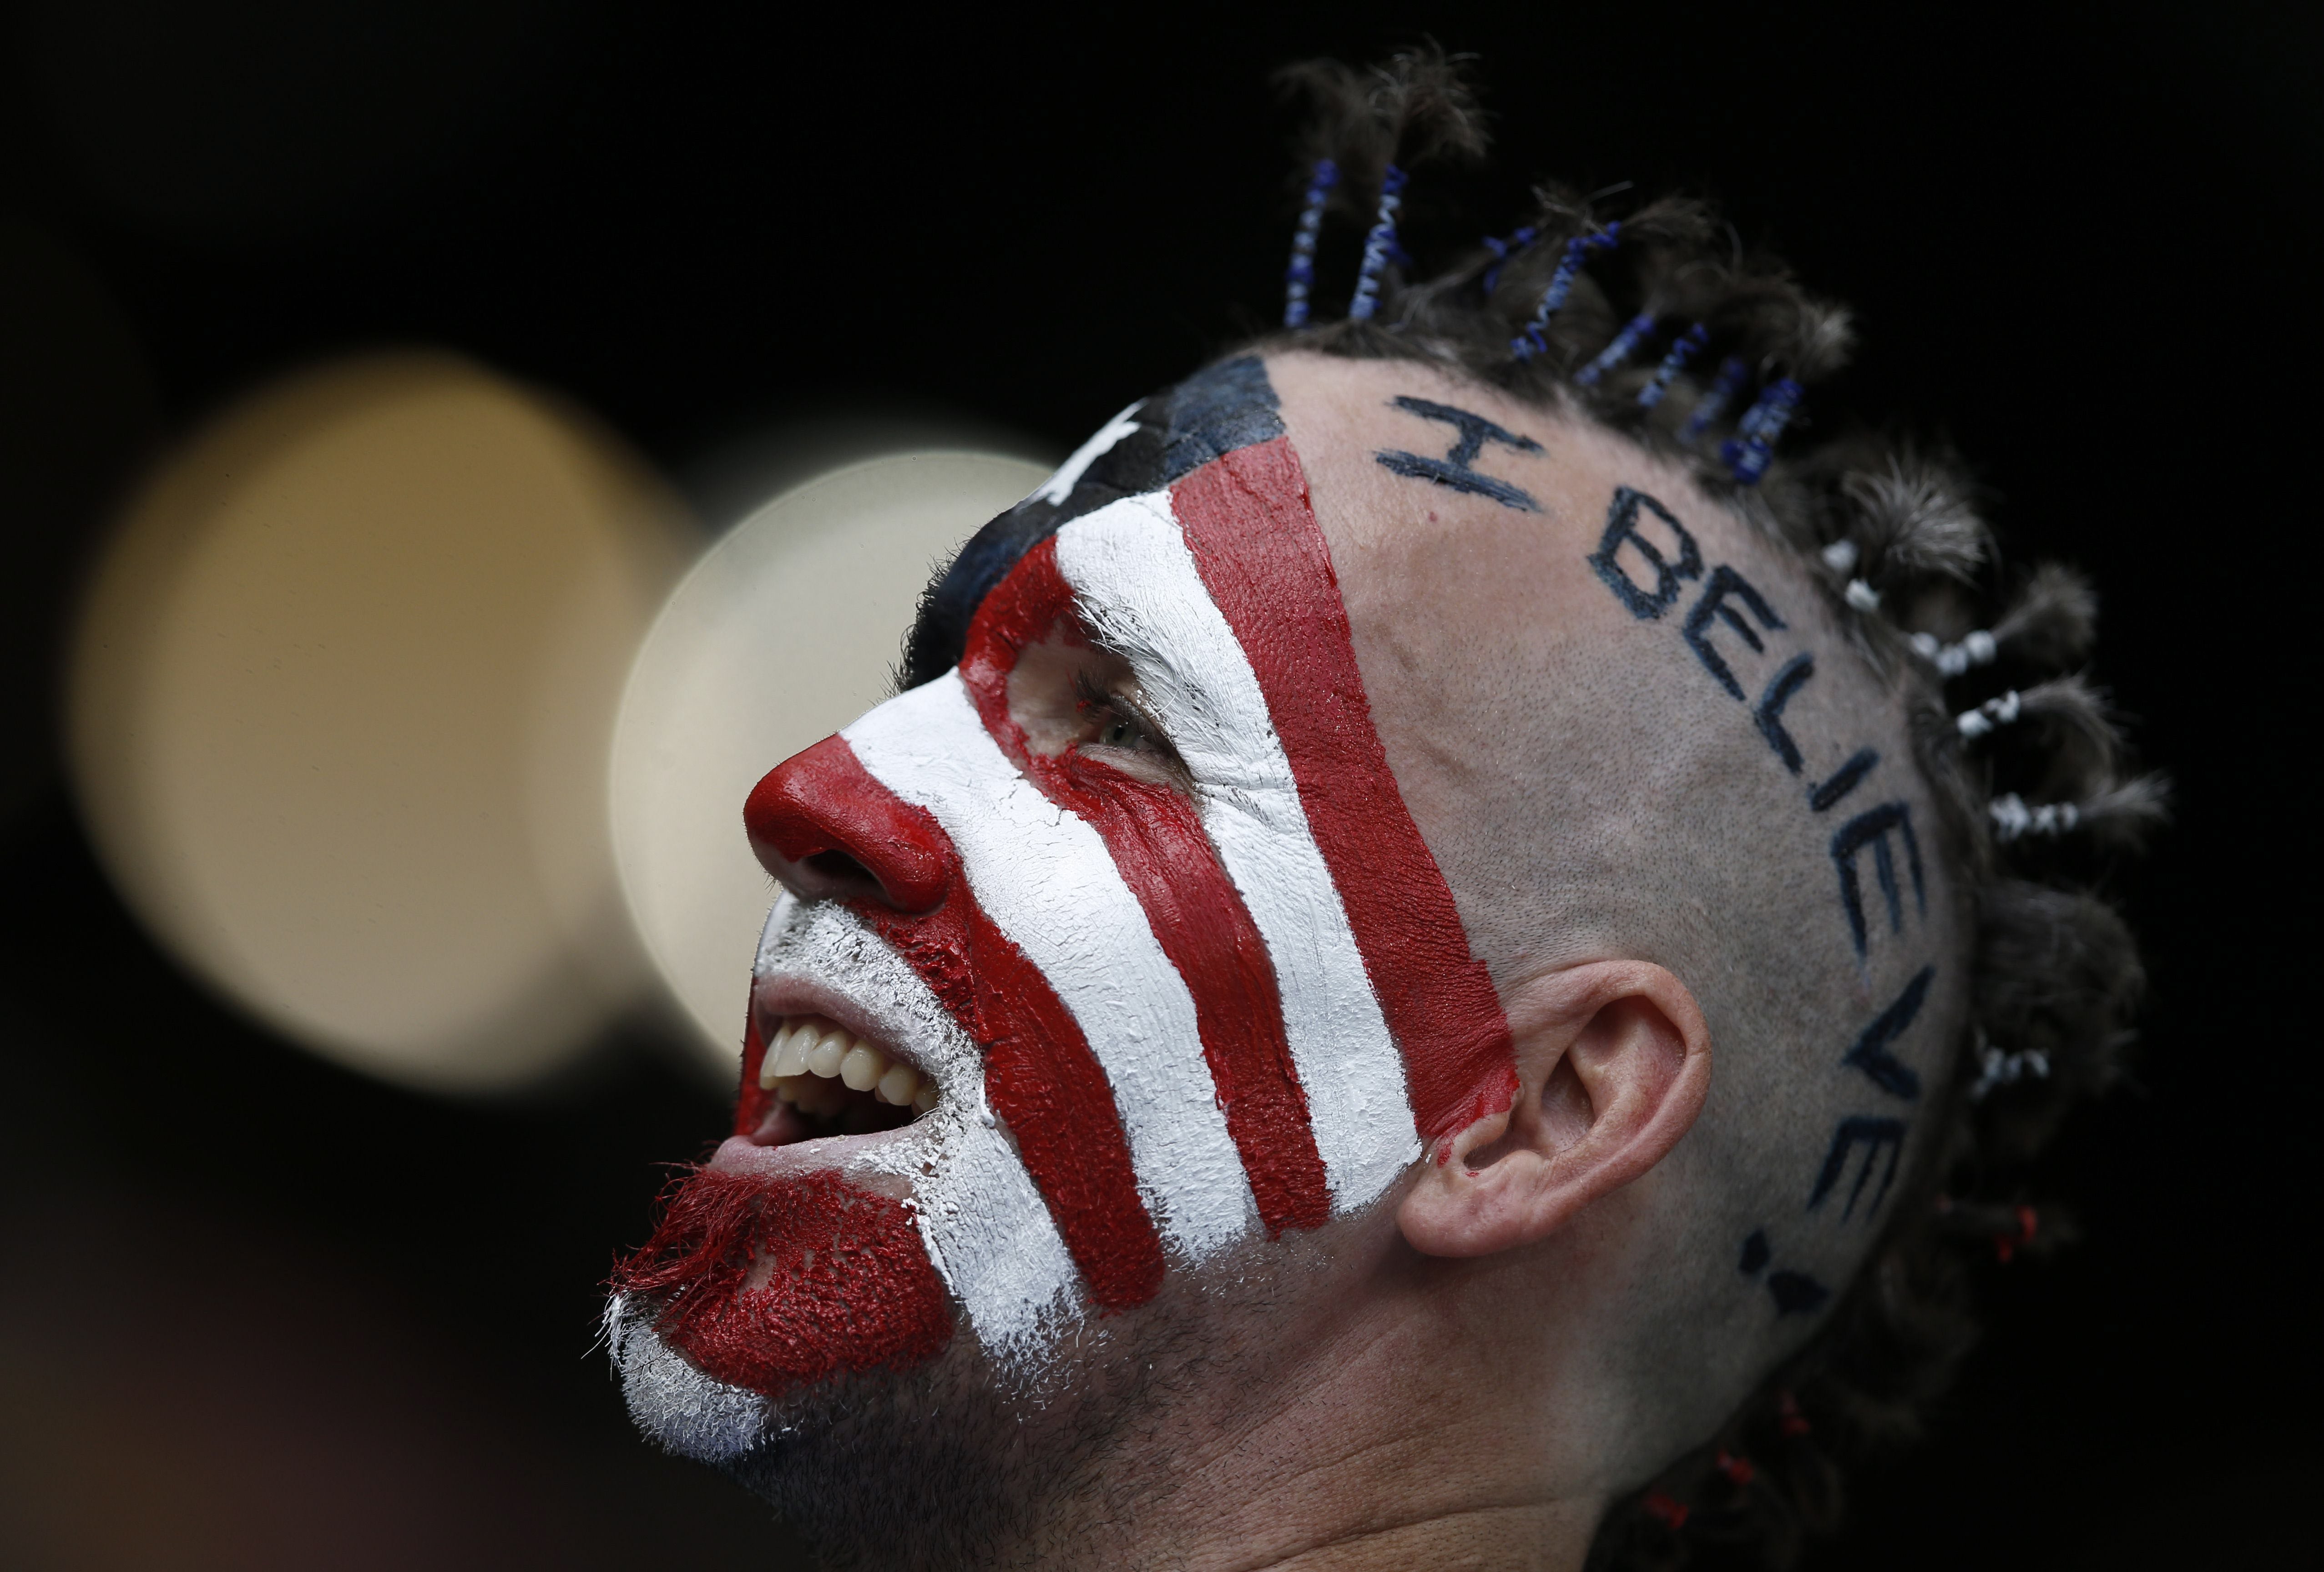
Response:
[759,1014,940,1115]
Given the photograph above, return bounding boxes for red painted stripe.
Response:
[959,537,1333,1235]
[1171,438,1516,1143]
[866,887,1167,1309]
[747,734,1166,1309]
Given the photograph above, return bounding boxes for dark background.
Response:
[1,3,2314,1567]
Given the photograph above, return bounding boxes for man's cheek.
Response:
[843,676,1227,1296]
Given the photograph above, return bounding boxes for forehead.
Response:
[1263,352,1724,664]
[909,353,1736,695]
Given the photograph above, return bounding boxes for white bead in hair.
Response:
[1910,627,2000,679]
[1821,539,1859,574]
[1988,792,2081,842]
[1844,578,1881,612]
[1956,689,2021,738]
[1969,1042,2052,1101]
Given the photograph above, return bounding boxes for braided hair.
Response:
[1257,46,2162,1570]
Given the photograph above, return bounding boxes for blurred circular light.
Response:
[612,450,1052,1081]
[66,352,697,1093]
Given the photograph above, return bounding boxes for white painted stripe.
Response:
[1030,400,1145,507]
[606,1296,768,1462]
[1054,494,1420,1209]
[754,895,1080,1366]
[843,675,1258,1259]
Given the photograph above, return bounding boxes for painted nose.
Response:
[743,734,950,913]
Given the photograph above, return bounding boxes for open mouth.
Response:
[744,1013,942,1147]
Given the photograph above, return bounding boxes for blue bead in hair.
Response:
[1283,159,1340,329]
[1509,224,1621,360]
[1637,322,1710,408]
[1721,378,1804,484]
[1347,164,1408,322]
[1480,225,1536,295]
[1576,311,1658,387]
[1682,355,1749,441]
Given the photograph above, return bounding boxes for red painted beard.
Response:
[611,1164,953,1395]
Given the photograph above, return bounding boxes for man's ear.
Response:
[1399,960,1711,1258]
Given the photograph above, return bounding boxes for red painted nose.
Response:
[743,734,950,913]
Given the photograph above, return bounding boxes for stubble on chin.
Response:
[717,1314,1147,1571]
[718,1226,1341,1572]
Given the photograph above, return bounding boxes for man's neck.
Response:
[1006,1235,1609,1572]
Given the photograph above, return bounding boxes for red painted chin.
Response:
[611,1166,953,1396]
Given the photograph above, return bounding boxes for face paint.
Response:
[614,358,1515,1420]
[1050,498,1417,1206]
[958,534,1333,1237]
[829,695,1194,1298]
[774,896,1086,1347]
[611,1164,951,1393]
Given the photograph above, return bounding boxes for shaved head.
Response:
[1271,351,1970,1472]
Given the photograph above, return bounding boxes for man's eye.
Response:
[1071,671,1167,758]
[1059,670,1186,788]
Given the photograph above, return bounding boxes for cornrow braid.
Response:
[1258,47,2160,1572]
[1273,47,1488,325]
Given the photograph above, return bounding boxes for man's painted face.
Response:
[611,358,1516,1417]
